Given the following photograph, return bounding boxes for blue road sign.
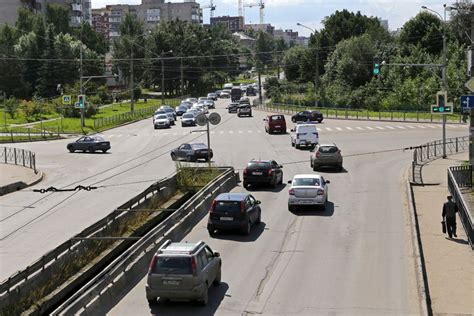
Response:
[460,95,474,108]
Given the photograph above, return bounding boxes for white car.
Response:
[154,114,171,129]
[193,104,208,114]
[290,124,319,149]
[287,174,330,211]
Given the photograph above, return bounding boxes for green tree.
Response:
[75,21,108,55]
[0,24,28,97]
[255,30,275,70]
[4,97,19,118]
[36,24,62,97]
[46,3,70,35]
[398,12,443,55]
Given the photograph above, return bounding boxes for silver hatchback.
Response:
[146,240,221,305]
[310,143,343,171]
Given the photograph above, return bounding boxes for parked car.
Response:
[291,110,323,123]
[181,113,196,127]
[287,174,330,211]
[207,93,218,101]
[237,104,252,117]
[146,240,221,305]
[227,102,239,113]
[207,193,262,236]
[67,135,110,153]
[154,114,171,129]
[290,124,319,149]
[310,144,343,171]
[170,143,213,162]
[193,104,208,114]
[243,159,283,189]
[264,115,287,134]
[175,105,188,116]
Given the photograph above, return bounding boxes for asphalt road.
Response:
[0,97,467,314]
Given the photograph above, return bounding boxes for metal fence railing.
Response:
[411,136,469,184]
[0,127,61,143]
[258,102,467,124]
[0,147,36,173]
[447,166,474,249]
[93,99,181,130]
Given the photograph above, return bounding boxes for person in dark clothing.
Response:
[442,195,458,238]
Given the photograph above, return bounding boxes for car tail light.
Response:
[243,168,248,176]
[191,256,197,275]
[240,200,246,213]
[267,169,272,176]
[289,188,295,195]
[209,200,216,213]
[148,255,157,275]
[317,189,324,195]
[315,151,321,158]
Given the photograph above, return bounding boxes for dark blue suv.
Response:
[207,193,261,236]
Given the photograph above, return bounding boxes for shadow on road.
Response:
[150,282,230,316]
[245,183,287,193]
[289,201,335,217]
[314,167,348,174]
[211,222,267,242]
[445,237,469,245]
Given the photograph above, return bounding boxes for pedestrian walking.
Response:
[442,195,458,238]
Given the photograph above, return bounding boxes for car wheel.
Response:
[198,286,208,306]
[288,205,297,212]
[213,269,221,286]
[68,147,74,153]
[88,146,94,153]
[186,155,194,162]
[310,159,314,168]
[147,298,156,305]
[154,126,158,129]
[171,153,177,161]
[243,181,249,189]
[338,164,343,172]
[208,228,216,237]
[271,177,277,188]
[102,149,108,153]
[295,144,300,149]
[318,119,323,123]
[241,221,251,235]
[279,174,283,185]
[291,141,295,147]
[256,210,261,224]
[313,164,319,171]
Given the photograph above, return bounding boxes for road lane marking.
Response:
[384,126,395,129]
[172,132,178,136]
[406,125,415,129]
[116,134,122,137]
[356,127,364,130]
[427,125,438,128]
[238,131,243,134]
[375,126,384,130]
[366,126,374,130]
[336,127,343,131]
[229,131,234,134]
[346,127,353,130]
[257,130,262,133]
[219,131,224,134]
[396,126,405,129]
[109,135,114,138]
[248,130,253,133]
[210,131,215,135]
[417,125,426,129]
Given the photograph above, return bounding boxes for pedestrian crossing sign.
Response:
[62,95,72,105]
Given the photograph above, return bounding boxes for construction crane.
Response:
[240,0,265,24]
[202,0,216,18]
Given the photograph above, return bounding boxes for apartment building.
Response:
[92,8,109,41]
[210,16,245,33]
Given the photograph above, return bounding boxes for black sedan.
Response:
[227,102,239,113]
[67,135,111,153]
[291,110,323,123]
[170,143,213,162]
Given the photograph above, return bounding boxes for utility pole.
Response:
[257,61,263,105]
[442,4,447,158]
[79,0,85,129]
[161,52,165,105]
[470,10,474,165]
[180,58,184,99]
[296,23,318,107]
[130,45,135,112]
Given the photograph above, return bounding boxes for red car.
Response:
[264,115,287,134]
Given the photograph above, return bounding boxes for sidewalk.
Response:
[0,164,43,195]
[412,153,473,315]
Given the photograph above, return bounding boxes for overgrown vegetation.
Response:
[175,162,223,193]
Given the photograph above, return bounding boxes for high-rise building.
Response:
[244,23,274,35]
[92,8,109,41]
[378,18,389,31]
[211,16,245,33]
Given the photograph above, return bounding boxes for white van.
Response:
[290,124,319,149]
[224,83,233,89]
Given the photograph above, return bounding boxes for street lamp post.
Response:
[422,4,452,158]
[128,32,150,113]
[160,50,173,105]
[297,22,319,107]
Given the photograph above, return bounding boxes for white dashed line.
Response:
[384,126,395,129]
[210,131,215,135]
[219,131,224,134]
[229,131,234,134]
[325,127,332,131]
[427,125,438,128]
[336,127,343,131]
[346,127,353,130]
[395,126,405,129]
[116,134,122,138]
[109,135,115,138]
[257,130,262,133]
[238,131,244,134]
[417,125,426,129]
[172,133,178,136]
[247,130,253,133]
[406,125,415,129]
[356,127,364,130]
[366,126,374,130]
[375,126,384,130]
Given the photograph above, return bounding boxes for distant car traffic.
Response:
[291,110,323,123]
[170,143,213,162]
[207,93,218,101]
[220,91,230,99]
[154,114,171,129]
[181,113,196,127]
[227,102,239,113]
[175,105,188,116]
[154,110,175,125]
[67,135,111,153]
[237,104,252,117]
[231,87,242,102]
[264,115,287,134]
[207,193,262,236]
[310,144,343,171]
[288,174,330,212]
[290,124,319,149]
[243,159,284,189]
[146,240,221,305]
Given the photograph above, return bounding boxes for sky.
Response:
[91,0,452,36]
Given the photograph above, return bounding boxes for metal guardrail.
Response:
[447,166,474,249]
[93,99,181,130]
[0,147,36,173]
[411,136,469,184]
[0,177,173,296]
[259,102,466,124]
[0,127,61,143]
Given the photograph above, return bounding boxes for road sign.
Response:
[208,113,221,125]
[465,78,474,92]
[431,102,453,114]
[196,113,207,126]
[62,95,71,105]
[74,102,82,109]
[461,95,474,108]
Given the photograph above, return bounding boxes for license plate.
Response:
[299,200,312,204]
[163,280,180,285]
[252,172,263,175]
[220,217,233,221]
[275,125,281,128]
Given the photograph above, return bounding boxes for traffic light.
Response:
[373,57,381,76]
[431,91,452,113]
[77,95,85,108]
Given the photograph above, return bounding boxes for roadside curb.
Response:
[0,170,43,196]
[406,176,432,316]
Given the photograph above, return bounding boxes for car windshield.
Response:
[293,178,320,186]
[182,114,194,118]
[163,108,173,112]
[92,136,105,141]
[319,146,338,153]
[156,115,167,119]
[191,143,207,149]
[247,162,271,169]
[152,257,192,275]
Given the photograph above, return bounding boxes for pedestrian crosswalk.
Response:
[105,123,465,139]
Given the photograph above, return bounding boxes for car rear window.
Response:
[92,136,105,141]
[191,143,207,149]
[296,125,317,133]
[319,146,338,153]
[247,162,271,169]
[293,178,320,186]
[156,115,167,119]
[214,201,242,214]
[152,256,192,274]
[182,113,194,118]
[270,115,284,121]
